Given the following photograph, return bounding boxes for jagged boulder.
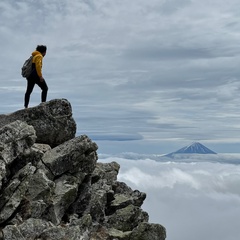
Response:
[130,222,167,240]
[0,99,76,147]
[0,120,36,190]
[0,99,166,240]
[42,135,98,177]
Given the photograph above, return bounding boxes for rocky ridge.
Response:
[0,99,166,240]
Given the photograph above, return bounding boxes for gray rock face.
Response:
[0,99,76,147]
[0,99,166,240]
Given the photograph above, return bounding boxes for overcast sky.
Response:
[1,2,240,240]
[1,0,240,154]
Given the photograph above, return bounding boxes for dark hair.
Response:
[36,45,47,54]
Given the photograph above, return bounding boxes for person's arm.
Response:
[35,54,44,81]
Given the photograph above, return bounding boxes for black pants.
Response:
[24,77,48,108]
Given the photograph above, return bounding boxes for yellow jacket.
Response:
[32,51,43,77]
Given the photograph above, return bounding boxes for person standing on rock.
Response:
[24,45,48,108]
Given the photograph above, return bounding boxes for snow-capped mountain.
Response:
[165,142,217,157]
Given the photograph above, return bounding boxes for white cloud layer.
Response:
[99,155,240,240]
[1,0,240,153]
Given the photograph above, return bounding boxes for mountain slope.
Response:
[165,142,217,157]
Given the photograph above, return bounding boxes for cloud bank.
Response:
[99,155,240,240]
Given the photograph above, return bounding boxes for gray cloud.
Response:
[88,133,143,141]
[124,46,218,61]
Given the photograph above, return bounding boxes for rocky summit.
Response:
[0,99,166,240]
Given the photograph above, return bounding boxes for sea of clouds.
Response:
[99,153,240,240]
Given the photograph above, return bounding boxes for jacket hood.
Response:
[32,50,42,56]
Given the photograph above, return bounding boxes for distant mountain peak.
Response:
[165,142,217,157]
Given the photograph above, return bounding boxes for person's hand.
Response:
[40,76,44,82]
